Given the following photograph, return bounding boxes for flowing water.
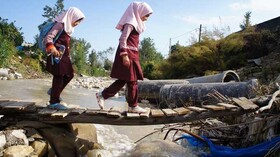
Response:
[0,79,172,156]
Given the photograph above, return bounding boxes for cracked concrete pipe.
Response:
[159,79,259,108]
[136,80,190,103]
[186,70,240,83]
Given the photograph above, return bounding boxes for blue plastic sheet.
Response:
[181,134,280,157]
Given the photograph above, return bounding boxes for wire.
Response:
[171,28,199,39]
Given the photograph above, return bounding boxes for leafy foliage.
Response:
[70,38,91,75]
[0,33,17,67]
[240,11,252,30]
[139,38,164,79]
[42,0,65,21]
[0,17,23,46]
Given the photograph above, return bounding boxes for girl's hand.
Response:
[122,55,130,68]
[49,47,60,57]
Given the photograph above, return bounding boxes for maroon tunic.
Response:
[46,23,73,76]
[110,27,144,81]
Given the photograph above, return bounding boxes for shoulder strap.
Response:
[53,29,64,43]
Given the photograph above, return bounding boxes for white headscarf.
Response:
[116,2,153,34]
[54,7,85,36]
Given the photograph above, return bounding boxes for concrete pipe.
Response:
[186,70,240,83]
[159,79,259,108]
[136,80,190,103]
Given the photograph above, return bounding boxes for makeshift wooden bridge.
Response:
[0,98,259,125]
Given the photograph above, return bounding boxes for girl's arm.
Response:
[119,24,134,56]
[45,22,64,56]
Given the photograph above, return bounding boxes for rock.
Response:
[5,130,28,147]
[3,145,34,157]
[0,69,9,78]
[0,132,6,148]
[14,72,23,79]
[70,123,103,153]
[87,149,112,157]
[130,140,190,157]
[16,121,100,157]
[30,140,48,157]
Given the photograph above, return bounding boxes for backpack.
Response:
[38,21,63,52]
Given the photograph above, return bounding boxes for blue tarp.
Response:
[181,134,280,157]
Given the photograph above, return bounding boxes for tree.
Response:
[87,48,113,76]
[88,49,101,68]
[139,37,164,79]
[42,0,65,21]
[70,38,91,74]
[0,33,17,67]
[140,37,163,63]
[104,58,113,71]
[240,11,252,30]
[0,17,23,46]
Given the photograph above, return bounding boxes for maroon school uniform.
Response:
[46,22,74,104]
[110,27,144,81]
[46,25,73,76]
[97,2,153,112]
[102,25,143,107]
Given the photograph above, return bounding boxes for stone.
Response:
[130,140,191,157]
[30,141,48,157]
[0,132,6,148]
[3,145,34,157]
[5,130,28,147]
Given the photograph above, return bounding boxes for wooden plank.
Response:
[232,97,259,110]
[162,109,178,116]
[0,99,10,103]
[69,108,86,115]
[0,101,17,108]
[51,110,71,118]
[140,108,150,118]
[173,107,191,115]
[1,101,35,110]
[187,106,207,113]
[126,112,140,118]
[86,109,108,115]
[107,107,122,118]
[217,103,239,110]
[151,109,165,117]
[202,105,225,111]
[38,108,57,116]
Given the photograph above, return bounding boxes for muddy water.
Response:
[0,79,168,156]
